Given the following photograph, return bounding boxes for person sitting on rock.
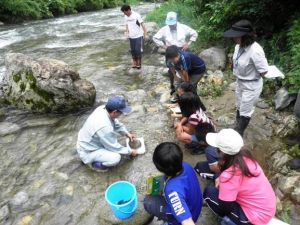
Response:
[203,129,276,225]
[77,95,138,172]
[153,12,198,97]
[176,92,215,154]
[194,123,220,178]
[144,142,202,225]
[165,45,206,102]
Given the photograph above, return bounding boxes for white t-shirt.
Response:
[124,11,144,39]
[233,42,268,80]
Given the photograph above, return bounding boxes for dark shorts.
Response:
[129,37,143,58]
[144,195,177,224]
[203,187,252,225]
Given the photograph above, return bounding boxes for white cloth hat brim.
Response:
[206,133,218,148]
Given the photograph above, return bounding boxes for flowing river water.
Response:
[0,3,221,225]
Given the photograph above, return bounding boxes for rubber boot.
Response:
[234,116,250,137]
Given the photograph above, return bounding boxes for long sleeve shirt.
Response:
[153,22,198,48]
[77,105,132,154]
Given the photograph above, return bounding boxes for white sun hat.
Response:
[206,129,244,155]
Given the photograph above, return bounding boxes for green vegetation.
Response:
[283,144,300,158]
[147,0,300,94]
[0,0,148,23]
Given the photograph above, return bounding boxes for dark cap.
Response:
[224,20,253,38]
[105,96,132,113]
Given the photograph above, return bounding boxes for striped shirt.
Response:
[188,108,214,127]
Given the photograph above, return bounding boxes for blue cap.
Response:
[106,96,132,113]
[165,12,177,26]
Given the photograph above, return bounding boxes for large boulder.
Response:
[274,87,296,110]
[144,22,159,39]
[199,47,226,71]
[1,53,96,113]
[144,22,159,53]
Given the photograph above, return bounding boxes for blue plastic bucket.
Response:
[105,181,138,220]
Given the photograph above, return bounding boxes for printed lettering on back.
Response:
[168,191,186,216]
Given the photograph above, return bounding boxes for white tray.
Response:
[126,137,146,155]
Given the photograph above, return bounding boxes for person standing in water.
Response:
[224,20,268,136]
[121,4,147,69]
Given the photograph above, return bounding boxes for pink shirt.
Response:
[219,157,276,225]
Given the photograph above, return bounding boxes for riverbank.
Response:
[146,1,300,223]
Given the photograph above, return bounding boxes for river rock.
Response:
[124,89,147,103]
[0,204,9,223]
[10,191,29,208]
[206,70,224,85]
[275,115,299,137]
[278,175,300,195]
[0,108,6,121]
[144,22,159,53]
[0,122,21,136]
[0,21,4,26]
[274,87,295,110]
[144,22,158,38]
[291,185,300,203]
[271,151,291,171]
[294,91,300,119]
[217,115,235,127]
[228,81,236,91]
[256,98,270,109]
[2,53,96,113]
[199,47,226,71]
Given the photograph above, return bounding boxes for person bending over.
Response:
[77,96,138,172]
[165,45,206,99]
[144,142,202,225]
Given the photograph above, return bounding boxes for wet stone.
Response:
[0,204,9,223]
[0,122,21,137]
[10,191,29,208]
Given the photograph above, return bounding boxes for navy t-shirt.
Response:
[164,162,202,224]
[175,52,206,76]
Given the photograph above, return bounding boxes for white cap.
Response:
[206,129,244,155]
[165,12,177,25]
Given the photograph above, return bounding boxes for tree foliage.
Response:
[0,0,127,23]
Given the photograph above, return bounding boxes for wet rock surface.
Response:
[1,53,96,113]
